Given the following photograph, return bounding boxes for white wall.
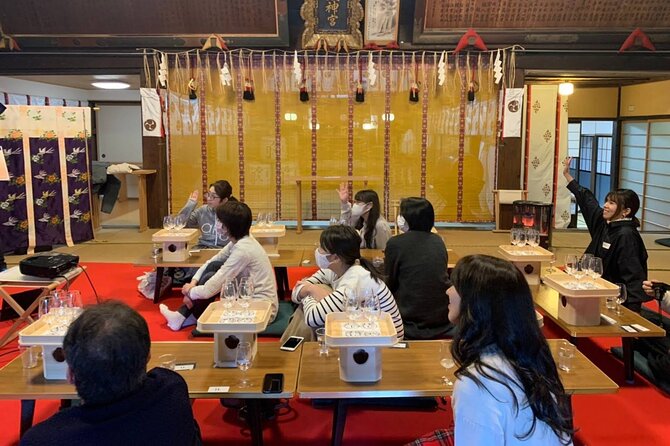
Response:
[0,76,142,198]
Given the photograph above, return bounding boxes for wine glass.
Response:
[265,212,274,227]
[257,212,266,228]
[526,228,539,248]
[361,288,380,322]
[329,215,339,226]
[589,257,603,286]
[615,283,627,315]
[221,279,238,310]
[572,259,585,287]
[163,215,175,231]
[173,214,186,230]
[516,228,527,248]
[238,278,254,316]
[565,254,577,279]
[236,342,253,388]
[547,254,556,274]
[439,342,455,386]
[510,228,519,246]
[345,289,361,322]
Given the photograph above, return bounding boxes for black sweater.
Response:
[385,231,453,339]
[20,368,201,446]
[567,180,649,308]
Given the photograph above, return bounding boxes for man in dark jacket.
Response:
[21,301,201,446]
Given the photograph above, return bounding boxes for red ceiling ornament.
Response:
[454,28,488,53]
[619,28,656,53]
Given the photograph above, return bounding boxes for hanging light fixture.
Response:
[558,82,574,96]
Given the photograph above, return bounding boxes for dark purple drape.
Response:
[0,138,29,253]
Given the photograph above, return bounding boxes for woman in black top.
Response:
[563,157,649,312]
[384,197,452,339]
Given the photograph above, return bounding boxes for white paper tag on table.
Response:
[621,325,637,333]
[631,324,650,332]
[208,386,230,393]
[174,363,195,371]
[600,314,616,325]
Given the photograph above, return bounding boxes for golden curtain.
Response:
[164,51,498,223]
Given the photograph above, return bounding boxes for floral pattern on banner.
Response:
[0,105,93,254]
[0,138,29,251]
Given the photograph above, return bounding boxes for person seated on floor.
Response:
[178,180,237,249]
[172,180,237,284]
[643,280,670,313]
[160,201,278,331]
[444,255,574,445]
[290,225,403,339]
[385,197,452,340]
[20,301,201,446]
[337,183,392,250]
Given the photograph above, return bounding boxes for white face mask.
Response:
[314,248,333,270]
[396,215,409,233]
[215,221,228,238]
[351,202,370,219]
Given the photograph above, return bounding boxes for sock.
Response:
[182,314,197,328]
[159,304,186,331]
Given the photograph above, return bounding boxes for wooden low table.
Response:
[297,340,617,446]
[0,341,301,445]
[134,249,306,303]
[289,176,380,234]
[0,266,85,348]
[533,284,665,383]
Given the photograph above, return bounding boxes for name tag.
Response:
[602,242,611,249]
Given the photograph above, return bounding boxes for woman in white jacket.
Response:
[160,201,277,331]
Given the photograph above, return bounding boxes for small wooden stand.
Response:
[325,312,398,383]
[543,273,619,326]
[498,245,554,286]
[250,224,286,257]
[196,300,272,368]
[152,228,199,262]
[20,319,69,380]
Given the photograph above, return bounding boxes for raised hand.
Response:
[189,189,199,201]
[336,182,349,203]
[562,157,574,182]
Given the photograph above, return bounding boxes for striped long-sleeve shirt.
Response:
[292,264,404,339]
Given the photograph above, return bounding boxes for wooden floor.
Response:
[6,221,670,281]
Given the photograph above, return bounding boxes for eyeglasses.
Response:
[205,192,220,200]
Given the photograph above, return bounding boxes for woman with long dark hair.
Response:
[563,157,649,312]
[291,225,403,338]
[337,183,392,249]
[446,254,574,445]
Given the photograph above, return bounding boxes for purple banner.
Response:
[0,138,29,253]
[64,138,94,243]
[30,137,66,247]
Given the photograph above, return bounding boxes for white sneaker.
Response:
[159,304,186,331]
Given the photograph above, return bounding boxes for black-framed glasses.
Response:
[205,192,220,200]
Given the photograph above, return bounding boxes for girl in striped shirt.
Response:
[292,225,404,339]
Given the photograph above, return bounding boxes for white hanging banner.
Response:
[502,88,524,138]
[140,88,162,137]
[0,147,9,180]
[554,94,571,228]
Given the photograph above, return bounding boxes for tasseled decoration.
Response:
[467,81,477,102]
[299,80,309,102]
[188,78,198,100]
[355,82,365,103]
[409,82,420,102]
[243,78,255,101]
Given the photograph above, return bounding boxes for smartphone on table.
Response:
[262,373,284,394]
[280,336,304,352]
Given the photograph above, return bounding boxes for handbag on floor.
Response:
[137,270,172,300]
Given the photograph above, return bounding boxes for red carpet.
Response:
[1,262,669,445]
